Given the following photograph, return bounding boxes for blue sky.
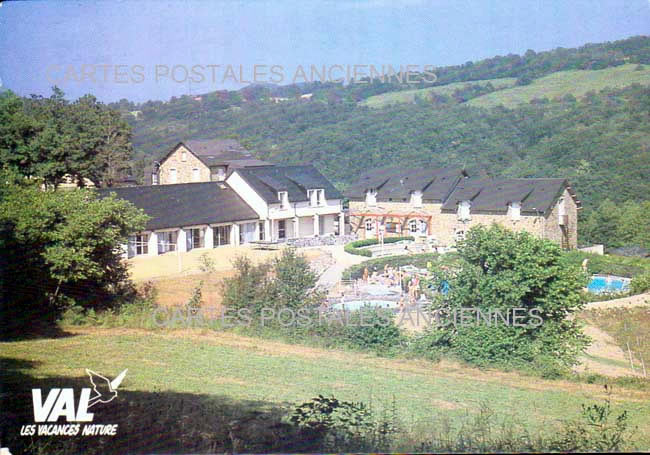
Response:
[1,0,649,103]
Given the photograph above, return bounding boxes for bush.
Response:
[426,225,589,370]
[221,248,319,317]
[344,236,414,257]
[198,253,216,273]
[548,387,632,452]
[563,250,650,278]
[630,272,650,294]
[290,395,399,452]
[343,307,404,351]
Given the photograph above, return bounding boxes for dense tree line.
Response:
[581,200,650,250]
[0,88,134,187]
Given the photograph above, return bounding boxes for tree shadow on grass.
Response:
[0,357,321,454]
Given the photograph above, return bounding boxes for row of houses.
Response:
[98,139,580,258]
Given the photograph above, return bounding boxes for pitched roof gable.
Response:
[158,140,272,169]
[235,165,342,203]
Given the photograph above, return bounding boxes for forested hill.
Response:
[118,36,650,223]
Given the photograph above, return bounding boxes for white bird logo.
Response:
[85,369,128,408]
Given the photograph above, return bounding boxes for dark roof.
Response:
[345,166,467,202]
[96,182,258,231]
[160,139,273,168]
[235,165,342,203]
[441,177,571,215]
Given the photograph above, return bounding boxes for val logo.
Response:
[31,369,127,423]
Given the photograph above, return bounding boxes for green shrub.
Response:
[630,272,650,294]
[426,225,589,369]
[548,387,632,452]
[344,236,414,257]
[198,253,216,273]
[221,249,318,316]
[343,308,404,351]
[563,250,650,278]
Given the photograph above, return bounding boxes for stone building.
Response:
[152,139,272,185]
[345,166,580,249]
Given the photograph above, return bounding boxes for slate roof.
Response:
[159,139,272,168]
[345,166,467,202]
[441,177,572,215]
[235,165,342,203]
[345,166,579,216]
[96,182,258,231]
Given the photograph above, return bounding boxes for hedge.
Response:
[344,236,414,257]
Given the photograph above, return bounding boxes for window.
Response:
[213,225,230,246]
[192,168,200,182]
[508,202,521,221]
[186,228,204,250]
[454,229,466,242]
[258,221,265,241]
[211,167,227,182]
[365,219,374,231]
[278,191,289,209]
[365,190,377,206]
[181,151,187,162]
[457,200,471,221]
[169,168,177,184]
[409,219,418,234]
[152,173,159,185]
[411,191,423,207]
[308,189,325,207]
[239,222,256,244]
[385,222,399,233]
[419,219,428,234]
[278,219,286,239]
[157,231,177,254]
[129,233,149,256]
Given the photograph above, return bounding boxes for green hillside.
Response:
[467,64,650,108]
[361,77,516,108]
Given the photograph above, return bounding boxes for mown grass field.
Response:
[361,64,650,110]
[2,327,650,449]
[360,77,516,108]
[467,64,650,108]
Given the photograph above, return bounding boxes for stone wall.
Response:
[158,145,211,184]
[349,192,579,249]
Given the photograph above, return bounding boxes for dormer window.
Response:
[308,189,325,207]
[278,191,289,209]
[508,202,521,221]
[411,191,423,208]
[365,190,377,206]
[457,200,471,221]
[211,166,227,182]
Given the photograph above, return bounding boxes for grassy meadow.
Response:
[2,326,650,451]
[467,64,650,108]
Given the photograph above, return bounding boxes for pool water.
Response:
[587,275,630,294]
[330,300,399,311]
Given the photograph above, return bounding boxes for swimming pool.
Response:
[587,275,630,294]
[330,300,399,311]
